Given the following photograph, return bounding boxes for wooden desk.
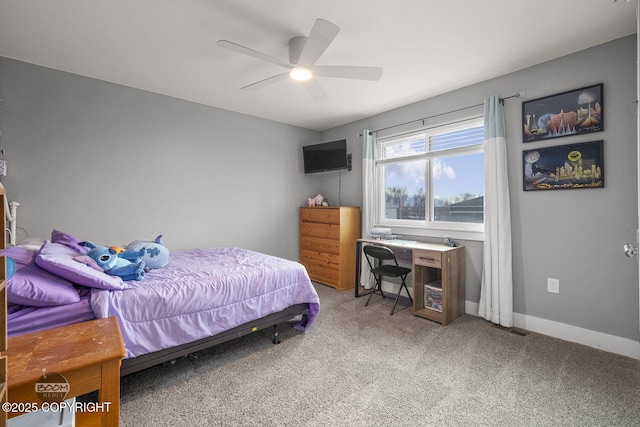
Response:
[356,238,465,325]
[7,317,126,427]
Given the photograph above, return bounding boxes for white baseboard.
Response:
[377,282,640,360]
[465,301,640,360]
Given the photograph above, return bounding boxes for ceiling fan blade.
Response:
[217,40,290,69]
[241,73,290,91]
[288,36,306,65]
[297,19,340,66]
[303,79,329,102]
[313,65,383,81]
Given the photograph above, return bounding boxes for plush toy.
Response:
[79,242,146,281]
[6,257,15,279]
[308,194,325,207]
[125,235,170,270]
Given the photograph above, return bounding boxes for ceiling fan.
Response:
[217,18,383,101]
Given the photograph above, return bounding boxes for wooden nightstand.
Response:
[7,317,126,427]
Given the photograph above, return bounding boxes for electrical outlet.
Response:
[547,278,559,294]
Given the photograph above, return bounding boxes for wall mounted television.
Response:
[303,139,348,174]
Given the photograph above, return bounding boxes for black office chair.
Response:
[363,245,413,315]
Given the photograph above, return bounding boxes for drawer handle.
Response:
[420,257,436,262]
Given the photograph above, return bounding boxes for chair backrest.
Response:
[363,245,398,269]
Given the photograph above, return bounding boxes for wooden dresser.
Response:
[300,207,360,291]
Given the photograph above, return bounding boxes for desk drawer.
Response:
[301,222,340,240]
[300,208,340,224]
[413,249,442,268]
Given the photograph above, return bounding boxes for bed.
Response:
[4,230,320,376]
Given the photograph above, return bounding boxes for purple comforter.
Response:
[91,247,320,358]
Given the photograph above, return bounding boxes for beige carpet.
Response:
[119,282,640,426]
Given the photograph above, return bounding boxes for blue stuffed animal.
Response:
[79,242,146,281]
[125,235,170,270]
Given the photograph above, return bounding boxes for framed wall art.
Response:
[522,83,603,143]
[523,140,604,191]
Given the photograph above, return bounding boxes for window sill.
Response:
[375,223,485,242]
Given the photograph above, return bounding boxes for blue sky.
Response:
[385,152,484,201]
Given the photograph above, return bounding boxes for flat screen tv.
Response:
[303,139,348,174]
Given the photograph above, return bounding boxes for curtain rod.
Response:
[365,92,525,136]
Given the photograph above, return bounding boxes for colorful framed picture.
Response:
[522,84,603,143]
[523,140,604,191]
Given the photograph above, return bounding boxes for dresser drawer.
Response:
[413,249,442,268]
[300,236,341,255]
[300,208,340,224]
[300,221,341,240]
[302,263,340,286]
[300,249,340,270]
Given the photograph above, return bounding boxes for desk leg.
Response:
[355,241,361,297]
[99,359,122,427]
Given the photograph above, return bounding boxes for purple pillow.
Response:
[73,255,103,272]
[35,241,130,290]
[51,229,89,254]
[1,246,80,307]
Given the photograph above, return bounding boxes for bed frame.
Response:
[120,303,309,376]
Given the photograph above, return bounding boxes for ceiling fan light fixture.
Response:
[219,19,383,101]
[290,66,313,81]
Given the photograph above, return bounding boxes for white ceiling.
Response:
[0,0,636,131]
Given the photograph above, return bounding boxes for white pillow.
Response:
[17,237,46,252]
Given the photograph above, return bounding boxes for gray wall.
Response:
[0,35,637,343]
[320,35,639,341]
[0,57,320,261]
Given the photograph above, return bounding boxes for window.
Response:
[376,118,484,238]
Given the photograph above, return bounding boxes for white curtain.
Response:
[360,130,376,289]
[478,95,513,327]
